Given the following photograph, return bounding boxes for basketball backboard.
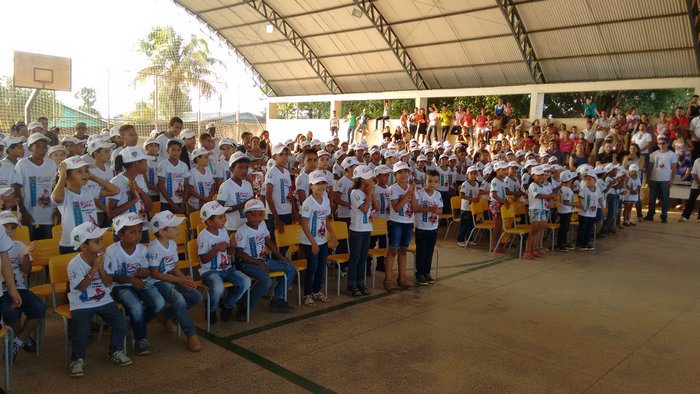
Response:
[13,51,71,91]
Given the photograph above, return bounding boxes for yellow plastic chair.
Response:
[467,199,495,246]
[327,221,350,296]
[102,229,115,248]
[175,220,188,255]
[274,224,308,305]
[49,256,73,365]
[188,240,250,331]
[29,238,60,275]
[15,226,30,245]
[30,253,76,313]
[493,204,530,258]
[188,211,202,238]
[148,201,161,219]
[443,196,462,240]
[51,225,62,240]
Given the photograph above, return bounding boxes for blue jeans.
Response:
[415,229,437,276]
[576,216,596,247]
[300,243,327,295]
[457,211,474,243]
[388,221,413,249]
[647,180,671,221]
[348,231,370,287]
[59,245,75,255]
[111,285,165,341]
[266,213,292,255]
[201,268,251,310]
[71,302,126,360]
[238,259,295,308]
[1,289,45,324]
[603,194,618,232]
[28,224,52,241]
[154,281,202,337]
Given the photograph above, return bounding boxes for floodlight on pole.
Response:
[351,6,363,18]
[266,23,274,33]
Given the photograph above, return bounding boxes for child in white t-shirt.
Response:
[87,138,117,227]
[413,170,443,285]
[347,165,378,297]
[299,171,337,306]
[143,138,161,204]
[187,148,216,211]
[577,172,602,250]
[66,222,132,377]
[157,139,189,214]
[0,211,44,362]
[526,166,556,259]
[197,201,251,324]
[265,143,295,250]
[457,166,480,246]
[295,150,318,209]
[385,162,416,293]
[555,171,577,252]
[622,165,642,226]
[334,156,359,260]
[235,199,296,314]
[217,152,254,233]
[148,211,202,350]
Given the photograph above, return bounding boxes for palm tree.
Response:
[135,26,222,118]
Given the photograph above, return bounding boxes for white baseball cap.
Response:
[317,150,330,158]
[88,138,116,155]
[109,126,121,138]
[48,146,67,156]
[508,161,520,168]
[594,166,606,175]
[550,164,565,172]
[353,165,374,180]
[531,166,545,176]
[4,136,25,147]
[448,155,458,162]
[63,156,95,171]
[311,139,322,146]
[243,199,265,213]
[374,164,392,175]
[200,201,230,221]
[191,147,212,161]
[309,170,328,184]
[61,136,79,145]
[341,156,360,169]
[467,166,478,173]
[120,147,148,163]
[228,151,250,167]
[27,133,50,146]
[0,210,19,226]
[383,150,398,159]
[150,210,186,233]
[112,212,145,233]
[628,164,640,172]
[142,138,161,149]
[218,138,236,148]
[541,164,552,172]
[494,161,509,171]
[560,170,575,183]
[179,129,196,139]
[205,122,216,130]
[392,162,410,173]
[272,143,288,156]
[70,222,108,250]
[515,150,526,158]
[27,121,43,132]
[604,163,617,173]
[547,156,559,163]
[416,155,427,162]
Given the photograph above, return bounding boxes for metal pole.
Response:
[24,89,39,124]
[154,76,159,131]
[107,69,111,126]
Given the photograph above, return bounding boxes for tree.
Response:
[134,26,222,119]
[543,89,693,118]
[123,100,155,121]
[74,86,101,116]
[0,76,54,128]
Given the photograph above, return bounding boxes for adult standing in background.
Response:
[74,122,89,141]
[156,117,183,158]
[440,103,453,142]
[451,105,466,136]
[631,123,653,184]
[689,113,700,162]
[645,136,677,223]
[205,122,221,160]
[375,100,391,131]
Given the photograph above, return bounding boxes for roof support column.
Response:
[529,91,544,120]
[415,97,428,111]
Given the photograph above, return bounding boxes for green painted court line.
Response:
[200,329,338,394]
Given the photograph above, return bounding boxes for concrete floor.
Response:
[6,210,700,393]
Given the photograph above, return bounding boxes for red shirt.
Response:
[668,116,689,139]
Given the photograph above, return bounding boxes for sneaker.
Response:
[629,221,637,226]
[268,299,294,313]
[415,275,429,286]
[577,246,588,251]
[10,340,21,363]
[69,358,85,377]
[456,242,466,247]
[303,295,316,307]
[135,339,151,356]
[583,244,594,251]
[350,286,362,297]
[554,245,569,252]
[426,275,435,284]
[220,306,233,322]
[468,241,479,246]
[679,217,689,222]
[22,336,37,353]
[312,291,329,302]
[622,221,631,226]
[108,350,133,366]
[564,243,576,250]
[643,216,653,221]
[358,285,372,295]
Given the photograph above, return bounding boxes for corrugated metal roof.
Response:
[176,0,700,96]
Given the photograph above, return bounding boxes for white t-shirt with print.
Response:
[235,223,269,260]
[557,186,575,214]
[374,185,391,219]
[436,166,453,192]
[87,163,114,213]
[624,176,642,202]
[14,157,57,225]
[490,177,508,203]
[147,239,179,283]
[56,189,99,248]
[460,180,480,211]
[649,150,677,182]
[217,178,254,231]
[214,158,231,181]
[335,176,353,218]
[157,159,189,203]
[197,228,233,275]
[188,166,215,209]
[104,242,150,287]
[528,182,548,210]
[0,158,16,188]
[109,173,149,226]
[300,194,331,244]
[350,189,373,232]
[67,254,115,311]
[6,241,27,290]
[145,156,160,196]
[388,183,415,224]
[265,166,293,216]
[578,185,600,217]
[415,188,443,231]
[0,228,13,294]
[295,171,311,205]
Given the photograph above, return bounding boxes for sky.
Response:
[0,0,267,118]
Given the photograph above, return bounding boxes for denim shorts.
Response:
[529,209,549,222]
[388,221,413,249]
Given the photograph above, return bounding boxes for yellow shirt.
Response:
[440,110,453,127]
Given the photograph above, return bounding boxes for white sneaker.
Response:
[679,217,689,222]
[457,242,466,247]
[469,241,479,246]
[108,350,133,366]
[69,358,85,377]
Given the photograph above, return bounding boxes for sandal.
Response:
[312,291,329,303]
[302,295,316,307]
[358,285,372,296]
[350,287,362,297]
[397,278,413,290]
[383,280,400,293]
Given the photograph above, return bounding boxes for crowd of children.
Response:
[0,106,697,378]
